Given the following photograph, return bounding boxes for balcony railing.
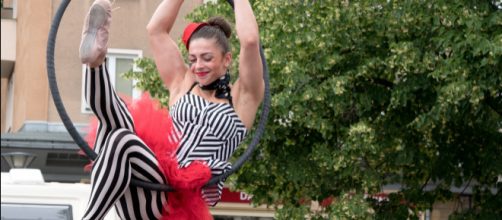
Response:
[1,0,15,19]
[1,7,13,19]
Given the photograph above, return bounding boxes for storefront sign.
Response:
[220,188,252,203]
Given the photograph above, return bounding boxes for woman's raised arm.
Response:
[234,0,264,104]
[147,0,187,93]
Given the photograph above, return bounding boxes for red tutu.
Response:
[83,93,213,220]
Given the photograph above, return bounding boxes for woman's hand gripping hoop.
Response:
[46,0,270,191]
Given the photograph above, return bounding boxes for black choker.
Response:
[199,72,233,106]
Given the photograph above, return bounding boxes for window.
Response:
[1,203,73,220]
[81,49,143,113]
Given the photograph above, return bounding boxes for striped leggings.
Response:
[82,63,167,220]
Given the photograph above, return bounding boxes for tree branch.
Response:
[420,175,431,192]
[372,77,394,89]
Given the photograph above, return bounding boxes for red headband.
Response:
[182,22,208,50]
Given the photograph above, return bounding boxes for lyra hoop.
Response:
[46,0,270,191]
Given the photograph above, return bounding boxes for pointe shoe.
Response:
[79,0,112,67]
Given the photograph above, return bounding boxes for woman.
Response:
[80,0,263,219]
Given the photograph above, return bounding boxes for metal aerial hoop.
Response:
[46,0,270,191]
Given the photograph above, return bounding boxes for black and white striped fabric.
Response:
[83,63,167,220]
[170,89,247,206]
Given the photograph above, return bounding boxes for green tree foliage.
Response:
[124,58,169,106]
[125,0,501,219]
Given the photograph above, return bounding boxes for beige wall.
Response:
[430,197,470,220]
[10,0,52,131]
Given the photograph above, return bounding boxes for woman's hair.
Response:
[190,16,232,53]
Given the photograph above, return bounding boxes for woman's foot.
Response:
[79,0,112,67]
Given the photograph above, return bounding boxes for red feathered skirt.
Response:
[83,94,213,220]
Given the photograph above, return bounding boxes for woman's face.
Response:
[188,38,231,86]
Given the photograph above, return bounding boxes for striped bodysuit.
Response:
[82,63,246,219]
[170,85,247,206]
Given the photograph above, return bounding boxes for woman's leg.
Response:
[83,129,168,220]
[82,53,168,220]
[81,1,167,219]
[80,0,134,154]
[84,63,135,154]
